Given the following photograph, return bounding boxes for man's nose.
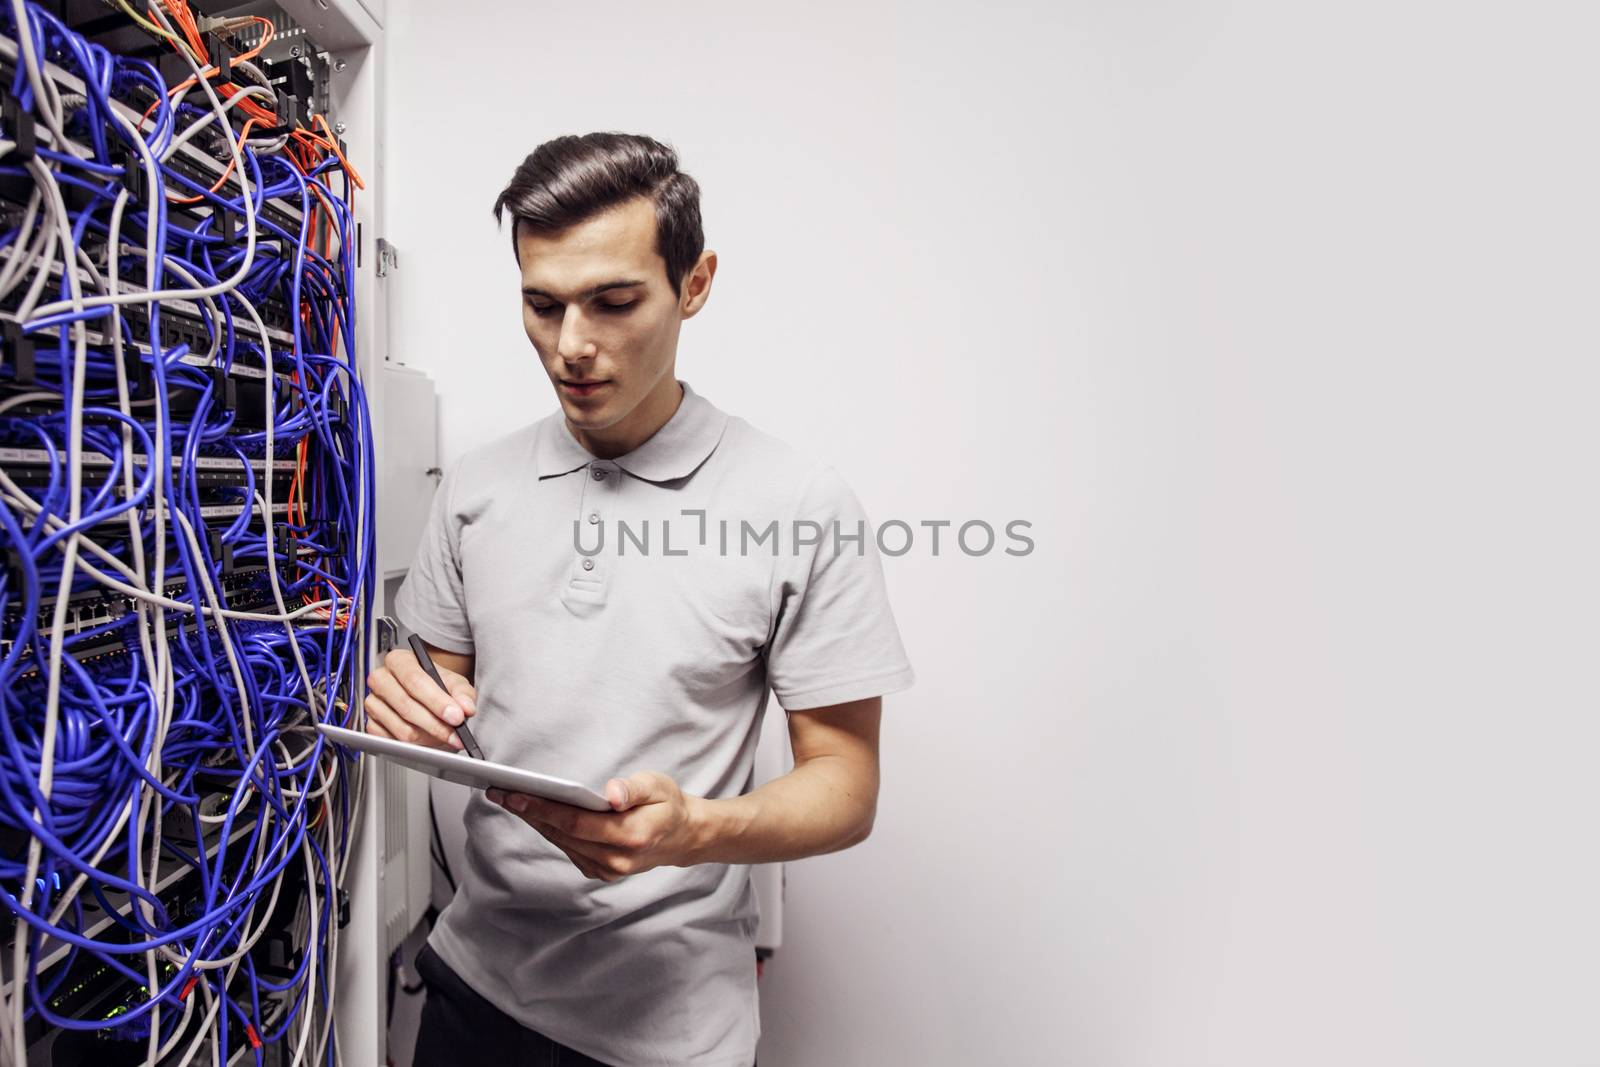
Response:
[557,306,596,361]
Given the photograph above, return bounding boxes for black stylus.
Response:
[407,633,484,759]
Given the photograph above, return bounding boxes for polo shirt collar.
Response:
[533,379,729,483]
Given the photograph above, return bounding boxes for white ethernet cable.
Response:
[0,7,361,1061]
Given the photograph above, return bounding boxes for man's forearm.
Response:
[684,754,877,866]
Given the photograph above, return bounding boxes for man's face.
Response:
[516,196,698,436]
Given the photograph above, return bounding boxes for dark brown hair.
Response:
[492,132,704,299]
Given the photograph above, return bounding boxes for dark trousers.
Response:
[412,941,616,1066]
[411,941,758,1067]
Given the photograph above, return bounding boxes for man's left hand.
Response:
[487,772,702,883]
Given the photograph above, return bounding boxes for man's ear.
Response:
[680,250,717,319]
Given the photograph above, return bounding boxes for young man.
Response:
[367,132,914,1067]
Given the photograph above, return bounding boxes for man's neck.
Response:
[568,376,684,459]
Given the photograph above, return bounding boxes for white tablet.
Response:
[314,722,612,811]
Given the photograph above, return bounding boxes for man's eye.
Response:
[527,301,634,316]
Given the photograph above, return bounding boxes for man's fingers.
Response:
[438,667,477,716]
[369,660,462,746]
[538,822,611,866]
[383,649,466,726]
[485,795,618,881]
[363,695,412,742]
[606,771,674,811]
[491,794,636,859]
[389,685,462,748]
[363,688,460,751]
[399,665,466,726]
[555,842,612,882]
[529,800,650,854]
[502,794,636,847]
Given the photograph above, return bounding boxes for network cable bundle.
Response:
[0,1,373,1064]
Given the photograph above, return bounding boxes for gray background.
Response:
[379,1,1599,1063]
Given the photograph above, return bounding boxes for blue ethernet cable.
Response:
[0,2,372,1061]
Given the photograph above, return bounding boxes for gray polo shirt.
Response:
[394,378,914,1066]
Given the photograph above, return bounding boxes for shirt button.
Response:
[591,468,606,481]
[582,558,595,571]
[588,513,599,524]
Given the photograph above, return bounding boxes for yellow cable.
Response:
[112,0,182,44]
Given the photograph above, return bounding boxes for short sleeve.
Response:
[765,465,915,711]
[394,458,475,655]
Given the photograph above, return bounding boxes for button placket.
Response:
[574,461,619,585]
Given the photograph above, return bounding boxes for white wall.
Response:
[382,2,1600,1064]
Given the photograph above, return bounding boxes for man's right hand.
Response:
[364,647,477,751]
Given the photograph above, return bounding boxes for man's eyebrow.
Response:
[521,279,647,301]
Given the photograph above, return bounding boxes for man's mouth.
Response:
[561,379,610,398]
